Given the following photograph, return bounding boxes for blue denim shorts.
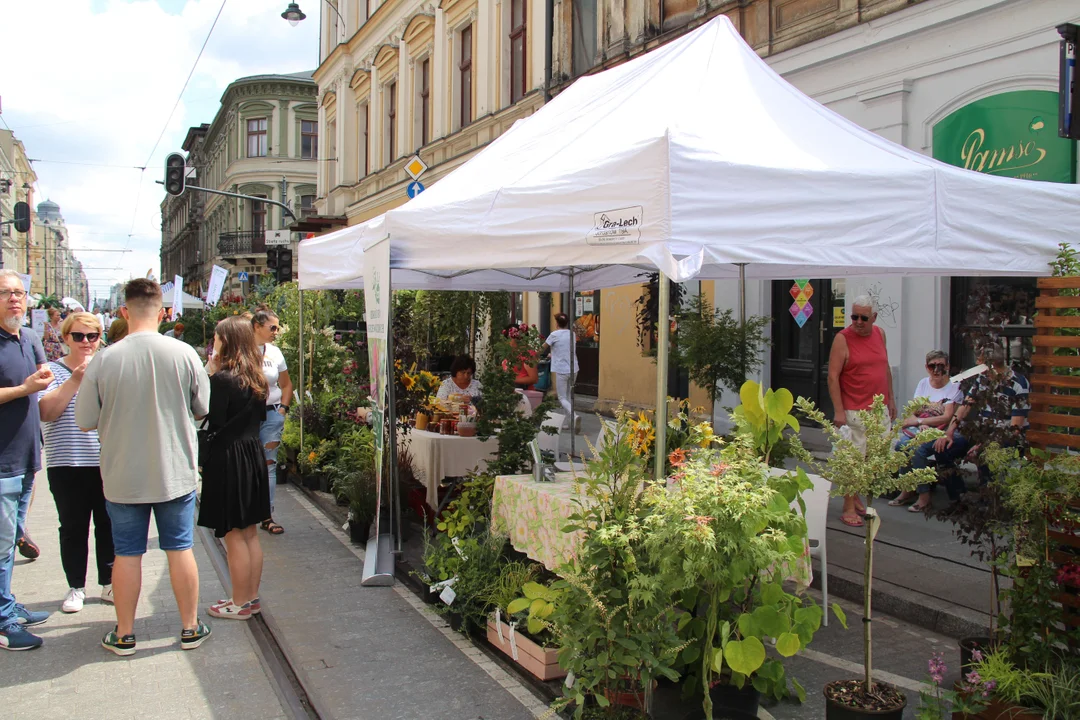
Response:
[106,491,196,556]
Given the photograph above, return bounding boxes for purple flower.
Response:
[972,649,984,662]
[965,671,982,685]
[927,653,947,685]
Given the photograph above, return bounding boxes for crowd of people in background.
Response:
[0,270,290,653]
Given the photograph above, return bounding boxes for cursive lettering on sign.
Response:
[960,128,1047,176]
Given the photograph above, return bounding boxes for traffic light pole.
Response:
[161,183,298,221]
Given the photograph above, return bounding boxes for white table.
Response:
[407,428,498,509]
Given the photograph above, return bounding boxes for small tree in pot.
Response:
[791,395,941,719]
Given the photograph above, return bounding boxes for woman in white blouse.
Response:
[436,355,482,402]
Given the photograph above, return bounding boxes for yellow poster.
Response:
[833,307,846,328]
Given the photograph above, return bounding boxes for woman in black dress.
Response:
[199,316,270,620]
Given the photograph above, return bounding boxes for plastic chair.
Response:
[794,472,832,625]
[537,412,565,457]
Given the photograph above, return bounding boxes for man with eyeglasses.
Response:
[0,269,55,650]
[827,294,896,528]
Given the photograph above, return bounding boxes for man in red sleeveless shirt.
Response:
[826,295,896,528]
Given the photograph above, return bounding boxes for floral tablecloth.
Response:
[491,473,813,588]
[491,473,586,572]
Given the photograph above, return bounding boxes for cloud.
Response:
[3,0,319,300]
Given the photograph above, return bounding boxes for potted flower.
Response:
[791,395,942,719]
[644,434,839,720]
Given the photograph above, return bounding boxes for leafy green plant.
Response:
[644,438,841,716]
[506,581,559,637]
[676,295,771,426]
[487,562,542,621]
[322,426,378,527]
[732,380,800,467]
[791,395,940,708]
[436,473,496,538]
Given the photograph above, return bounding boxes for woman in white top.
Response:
[542,313,579,430]
[37,311,114,613]
[252,308,292,535]
[436,355,482,402]
[889,349,963,513]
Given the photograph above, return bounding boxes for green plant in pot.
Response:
[791,395,941,719]
[549,421,683,719]
[322,426,378,542]
[731,380,800,467]
[644,436,841,719]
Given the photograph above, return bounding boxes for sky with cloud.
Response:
[3,0,319,303]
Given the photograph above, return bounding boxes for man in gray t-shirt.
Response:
[75,278,212,655]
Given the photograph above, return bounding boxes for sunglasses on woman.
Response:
[927,363,947,372]
[68,332,100,343]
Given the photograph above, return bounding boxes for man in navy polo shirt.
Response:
[0,269,54,650]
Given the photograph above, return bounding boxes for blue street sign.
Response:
[238,271,249,282]
[407,181,425,198]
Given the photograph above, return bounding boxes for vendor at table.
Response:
[436,355,482,402]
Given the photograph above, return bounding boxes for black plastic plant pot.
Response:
[709,684,760,718]
[823,681,906,720]
[348,520,370,544]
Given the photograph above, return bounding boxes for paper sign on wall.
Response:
[833,307,846,328]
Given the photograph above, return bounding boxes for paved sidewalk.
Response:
[258,484,546,720]
[1,469,290,720]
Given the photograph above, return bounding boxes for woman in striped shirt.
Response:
[38,311,114,614]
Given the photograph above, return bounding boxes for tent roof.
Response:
[300,16,1080,291]
[162,289,205,309]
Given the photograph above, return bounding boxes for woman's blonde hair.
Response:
[60,311,102,337]
[47,307,61,320]
[107,318,128,343]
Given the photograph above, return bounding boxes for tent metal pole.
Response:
[654,271,670,481]
[298,288,305,455]
[737,263,746,325]
[568,267,576,461]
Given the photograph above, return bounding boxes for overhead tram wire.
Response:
[118,0,229,271]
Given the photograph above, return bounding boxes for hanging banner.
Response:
[172,275,184,319]
[362,236,394,585]
[205,265,228,306]
[17,274,31,293]
[31,309,47,335]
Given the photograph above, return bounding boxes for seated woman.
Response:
[436,355,482,402]
[888,349,962,513]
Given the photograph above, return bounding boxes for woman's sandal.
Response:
[840,513,864,528]
[888,494,917,507]
[260,519,285,535]
[908,503,931,514]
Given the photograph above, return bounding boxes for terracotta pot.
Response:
[486,617,566,681]
[415,412,429,431]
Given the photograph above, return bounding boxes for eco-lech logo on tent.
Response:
[586,206,643,245]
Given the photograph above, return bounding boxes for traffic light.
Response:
[12,202,30,233]
[164,153,186,196]
[265,246,279,280]
[276,246,293,284]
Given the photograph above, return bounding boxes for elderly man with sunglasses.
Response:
[0,270,54,650]
[888,350,963,513]
[827,294,896,528]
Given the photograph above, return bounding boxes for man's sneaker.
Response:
[212,596,260,615]
[100,585,114,605]
[15,535,39,560]
[208,601,252,620]
[101,627,136,656]
[13,604,49,627]
[180,619,212,650]
[61,588,85,613]
[0,620,42,651]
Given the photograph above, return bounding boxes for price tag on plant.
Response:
[451,536,468,560]
[564,671,575,689]
[439,585,457,605]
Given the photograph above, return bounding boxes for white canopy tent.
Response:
[160,288,205,311]
[299,14,1080,479]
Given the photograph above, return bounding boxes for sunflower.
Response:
[401,374,417,391]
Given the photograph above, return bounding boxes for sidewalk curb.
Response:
[813,561,989,640]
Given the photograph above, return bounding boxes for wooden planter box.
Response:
[486,617,565,681]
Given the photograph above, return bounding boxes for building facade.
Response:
[311,0,1080,418]
[32,200,89,306]
[0,130,37,276]
[160,72,319,296]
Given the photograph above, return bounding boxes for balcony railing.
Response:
[218,230,265,256]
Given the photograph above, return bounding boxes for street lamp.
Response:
[281,1,345,41]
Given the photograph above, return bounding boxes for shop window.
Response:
[949,277,1035,374]
[571,0,597,78]
[247,118,268,157]
[509,0,527,103]
[301,120,319,159]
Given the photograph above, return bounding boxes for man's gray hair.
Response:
[0,269,22,284]
[851,294,877,312]
[979,344,1006,367]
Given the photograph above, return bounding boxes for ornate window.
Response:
[510,0,527,103]
[459,25,473,127]
[301,120,319,159]
[246,118,268,157]
[386,81,397,163]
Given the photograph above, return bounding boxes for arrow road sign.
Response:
[407,181,425,198]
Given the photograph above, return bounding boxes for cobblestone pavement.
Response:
[1,469,290,720]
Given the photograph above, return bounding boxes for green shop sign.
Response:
[932,90,1076,183]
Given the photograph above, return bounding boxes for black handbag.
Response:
[197,406,250,468]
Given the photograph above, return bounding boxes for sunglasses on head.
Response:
[69,332,100,343]
[927,363,947,372]
[850,314,871,322]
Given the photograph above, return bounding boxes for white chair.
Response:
[555,419,616,472]
[537,412,565,457]
[796,472,833,626]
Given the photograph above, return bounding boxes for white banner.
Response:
[205,265,228,306]
[31,309,46,335]
[363,238,390,341]
[172,274,184,319]
[17,274,31,293]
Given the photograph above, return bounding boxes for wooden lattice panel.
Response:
[1028,277,1080,451]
